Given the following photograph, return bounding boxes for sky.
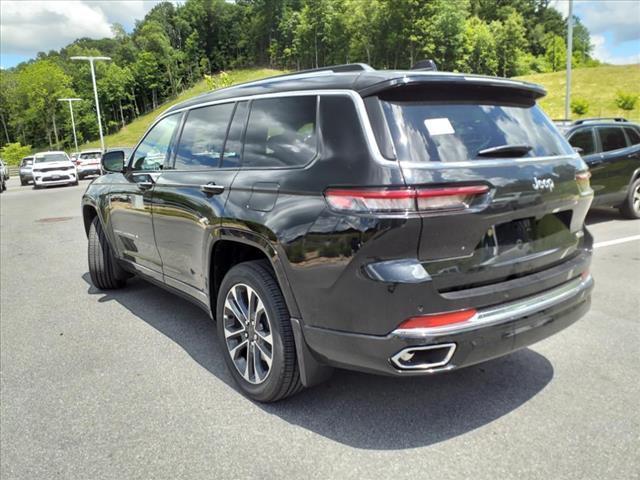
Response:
[1,0,639,69]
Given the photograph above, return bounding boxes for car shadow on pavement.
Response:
[83,273,554,450]
[585,207,624,225]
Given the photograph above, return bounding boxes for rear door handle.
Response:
[201,183,225,195]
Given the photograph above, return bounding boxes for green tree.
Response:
[98,63,134,130]
[16,60,73,148]
[460,16,497,75]
[420,0,469,72]
[544,34,566,72]
[492,11,527,77]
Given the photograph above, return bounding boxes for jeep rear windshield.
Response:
[379,87,573,162]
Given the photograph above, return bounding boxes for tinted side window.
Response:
[221,101,249,168]
[243,96,317,168]
[174,103,234,170]
[568,128,596,155]
[131,114,180,171]
[623,126,640,145]
[598,126,628,152]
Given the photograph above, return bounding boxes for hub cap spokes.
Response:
[223,283,273,384]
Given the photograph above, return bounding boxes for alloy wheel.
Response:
[633,184,640,213]
[223,283,274,384]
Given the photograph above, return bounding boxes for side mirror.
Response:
[572,146,584,155]
[101,150,125,173]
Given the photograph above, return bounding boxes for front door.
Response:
[108,113,181,276]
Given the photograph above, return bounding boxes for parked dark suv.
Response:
[564,118,640,218]
[82,64,594,402]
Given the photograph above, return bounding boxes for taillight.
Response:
[397,309,478,330]
[576,170,591,191]
[324,185,489,213]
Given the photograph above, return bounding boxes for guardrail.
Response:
[8,166,20,176]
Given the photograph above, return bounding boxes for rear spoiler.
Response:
[356,74,546,100]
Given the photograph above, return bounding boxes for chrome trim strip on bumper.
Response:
[393,275,593,338]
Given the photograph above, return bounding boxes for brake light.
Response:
[576,170,591,191]
[397,309,478,330]
[324,185,489,213]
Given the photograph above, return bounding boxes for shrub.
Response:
[615,92,639,111]
[204,71,233,91]
[571,98,590,116]
[0,142,32,166]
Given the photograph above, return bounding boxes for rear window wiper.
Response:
[476,144,533,158]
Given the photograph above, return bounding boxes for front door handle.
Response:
[201,183,225,195]
[138,181,154,190]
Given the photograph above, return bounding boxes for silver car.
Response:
[19,156,34,185]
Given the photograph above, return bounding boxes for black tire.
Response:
[217,260,303,402]
[619,177,640,219]
[88,216,127,289]
[20,178,27,186]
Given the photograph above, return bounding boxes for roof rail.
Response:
[411,59,438,71]
[572,117,628,125]
[269,63,374,80]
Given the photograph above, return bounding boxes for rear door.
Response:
[376,85,591,292]
[151,101,245,298]
[594,125,633,204]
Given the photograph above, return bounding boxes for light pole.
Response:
[564,0,574,120]
[70,56,111,151]
[58,98,81,154]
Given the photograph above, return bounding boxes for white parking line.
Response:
[593,235,640,249]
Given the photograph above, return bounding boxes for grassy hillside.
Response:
[86,68,285,149]
[516,64,640,121]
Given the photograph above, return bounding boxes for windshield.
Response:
[381,99,573,163]
[35,153,69,163]
[79,152,101,160]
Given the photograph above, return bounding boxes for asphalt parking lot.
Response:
[1,176,639,480]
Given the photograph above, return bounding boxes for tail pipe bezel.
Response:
[390,343,457,371]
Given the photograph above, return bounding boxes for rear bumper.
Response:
[77,165,100,175]
[301,275,593,376]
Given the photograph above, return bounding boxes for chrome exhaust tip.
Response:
[390,343,456,370]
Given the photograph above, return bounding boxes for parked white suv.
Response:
[32,151,78,189]
[76,149,103,179]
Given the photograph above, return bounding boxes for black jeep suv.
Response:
[82,64,594,402]
[563,118,640,218]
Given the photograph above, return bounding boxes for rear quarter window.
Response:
[380,91,573,162]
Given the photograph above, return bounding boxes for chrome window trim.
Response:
[137,88,580,170]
